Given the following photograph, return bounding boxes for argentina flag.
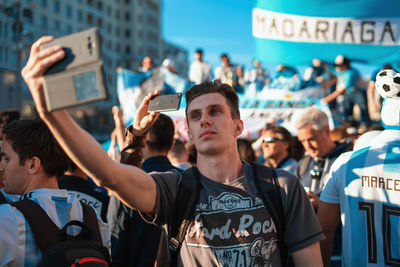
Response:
[117,67,189,126]
[253,0,400,65]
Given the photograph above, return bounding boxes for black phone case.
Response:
[148,93,182,112]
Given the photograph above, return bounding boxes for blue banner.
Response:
[253,0,400,66]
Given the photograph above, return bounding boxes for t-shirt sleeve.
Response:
[0,205,20,266]
[320,152,350,204]
[140,171,181,226]
[276,170,325,252]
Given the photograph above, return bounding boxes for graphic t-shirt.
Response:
[321,130,400,267]
[143,163,324,267]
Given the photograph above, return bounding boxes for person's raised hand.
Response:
[21,36,65,115]
[112,106,124,126]
[307,191,321,211]
[131,90,160,136]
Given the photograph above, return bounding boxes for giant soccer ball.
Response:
[375,69,400,99]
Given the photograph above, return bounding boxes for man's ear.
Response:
[234,119,244,137]
[323,125,331,137]
[26,157,41,175]
[187,129,194,144]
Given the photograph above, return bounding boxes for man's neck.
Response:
[23,175,59,195]
[268,152,288,168]
[196,151,243,184]
[320,141,337,158]
[143,147,168,160]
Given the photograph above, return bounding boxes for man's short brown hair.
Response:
[185,80,240,120]
[3,119,69,177]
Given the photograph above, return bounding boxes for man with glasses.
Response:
[261,125,299,175]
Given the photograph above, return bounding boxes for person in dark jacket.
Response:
[107,113,181,267]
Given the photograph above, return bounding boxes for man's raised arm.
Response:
[22,36,158,213]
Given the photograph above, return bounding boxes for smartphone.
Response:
[148,93,182,112]
[40,28,108,111]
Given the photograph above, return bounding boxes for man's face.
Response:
[221,56,229,67]
[262,130,288,160]
[297,125,330,158]
[195,52,202,61]
[186,93,242,156]
[0,140,27,194]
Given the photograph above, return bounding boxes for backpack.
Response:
[164,163,287,266]
[10,198,112,267]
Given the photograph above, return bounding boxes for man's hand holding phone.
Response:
[131,90,161,136]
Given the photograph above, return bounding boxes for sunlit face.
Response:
[262,130,288,160]
[0,140,27,194]
[297,125,330,158]
[221,56,229,67]
[187,93,242,156]
[195,52,202,61]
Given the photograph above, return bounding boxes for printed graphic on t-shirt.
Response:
[67,191,103,215]
[186,191,278,267]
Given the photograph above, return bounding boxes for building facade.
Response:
[0,0,187,112]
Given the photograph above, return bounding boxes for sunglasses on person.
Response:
[263,137,285,143]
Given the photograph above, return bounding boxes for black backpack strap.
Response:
[0,191,7,204]
[168,167,201,266]
[10,199,62,253]
[252,163,288,265]
[80,202,103,243]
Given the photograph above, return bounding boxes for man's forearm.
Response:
[39,110,156,212]
[320,232,334,267]
[291,242,323,267]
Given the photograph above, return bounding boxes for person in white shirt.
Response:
[0,119,110,266]
[189,49,212,85]
[318,69,400,267]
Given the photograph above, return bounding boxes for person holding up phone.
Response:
[22,36,324,267]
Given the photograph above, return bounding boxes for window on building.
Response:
[41,0,47,8]
[125,12,130,21]
[54,1,60,13]
[97,1,103,10]
[78,10,83,22]
[87,0,93,5]
[125,46,130,53]
[87,13,93,25]
[125,0,130,3]
[4,47,8,62]
[116,26,120,36]
[67,25,73,34]
[66,5,72,17]
[138,30,143,38]
[55,20,61,30]
[115,9,120,19]
[97,18,103,28]
[116,44,121,53]
[40,16,47,28]
[125,29,130,38]
[107,6,111,15]
[107,23,111,33]
[4,23,8,38]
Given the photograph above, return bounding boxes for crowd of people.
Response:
[0,35,399,267]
